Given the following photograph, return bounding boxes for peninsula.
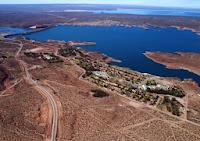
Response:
[69,40,97,46]
[144,51,200,76]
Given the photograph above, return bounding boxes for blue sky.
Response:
[1,0,200,8]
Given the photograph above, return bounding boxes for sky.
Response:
[1,0,200,9]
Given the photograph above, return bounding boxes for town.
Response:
[57,46,185,117]
[82,60,184,116]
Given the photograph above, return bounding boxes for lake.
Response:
[7,25,200,85]
[66,9,200,17]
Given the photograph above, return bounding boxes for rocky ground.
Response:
[0,37,200,140]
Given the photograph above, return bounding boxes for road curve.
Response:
[15,42,58,141]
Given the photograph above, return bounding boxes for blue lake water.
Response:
[7,25,200,85]
[0,27,33,34]
[68,9,200,17]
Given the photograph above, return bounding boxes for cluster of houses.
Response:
[74,52,184,116]
[85,61,160,105]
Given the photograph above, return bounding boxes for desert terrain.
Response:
[0,37,200,141]
[1,5,200,35]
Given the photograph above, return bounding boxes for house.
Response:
[132,89,136,93]
[43,55,52,60]
[157,84,168,90]
[142,85,147,90]
[93,71,109,79]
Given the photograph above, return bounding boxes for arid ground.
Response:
[1,4,200,34]
[0,37,200,141]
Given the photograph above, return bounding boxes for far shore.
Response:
[3,21,200,39]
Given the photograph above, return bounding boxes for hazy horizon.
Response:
[0,0,200,9]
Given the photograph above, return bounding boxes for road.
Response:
[15,42,58,141]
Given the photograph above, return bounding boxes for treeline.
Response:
[91,89,109,98]
[146,86,185,98]
[0,56,7,59]
[24,52,63,63]
[24,52,41,58]
[59,47,87,58]
[46,54,63,63]
[163,96,182,116]
[58,48,76,57]
[146,80,157,86]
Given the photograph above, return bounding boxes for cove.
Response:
[7,25,200,85]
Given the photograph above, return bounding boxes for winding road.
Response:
[15,41,58,141]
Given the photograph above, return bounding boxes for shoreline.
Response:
[144,51,200,82]
[3,21,200,39]
[3,24,200,85]
[4,27,52,38]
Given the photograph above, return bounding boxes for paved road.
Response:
[15,42,58,141]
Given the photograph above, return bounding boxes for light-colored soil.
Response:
[30,58,200,141]
[1,38,200,140]
[28,47,43,52]
[0,79,50,141]
[128,101,143,108]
